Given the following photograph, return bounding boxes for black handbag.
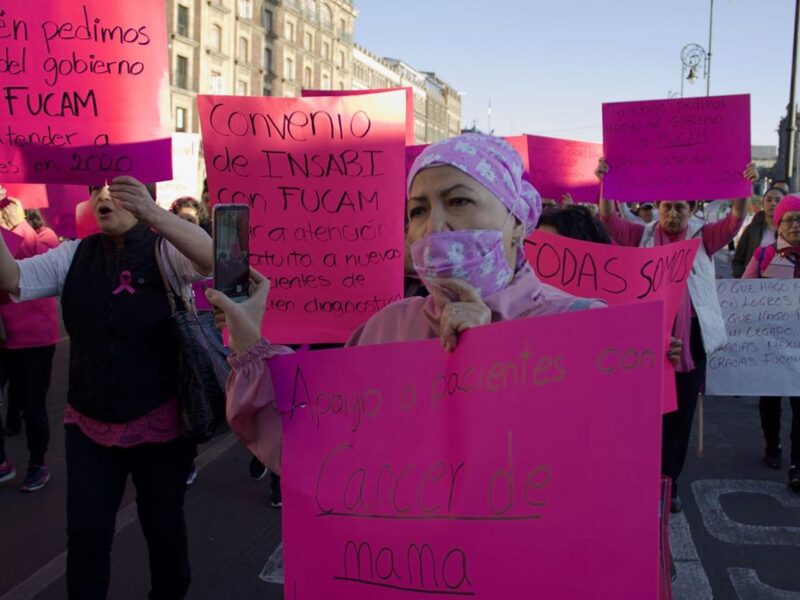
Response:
[155,240,230,443]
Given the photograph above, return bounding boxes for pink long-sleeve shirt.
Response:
[0,221,60,349]
[226,264,604,474]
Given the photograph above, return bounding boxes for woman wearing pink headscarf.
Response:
[743,194,800,491]
[208,133,612,473]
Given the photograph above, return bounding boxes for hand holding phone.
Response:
[213,205,250,302]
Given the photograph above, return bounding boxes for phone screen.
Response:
[213,205,250,301]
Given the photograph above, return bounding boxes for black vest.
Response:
[61,224,178,423]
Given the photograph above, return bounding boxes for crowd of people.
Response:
[1,131,799,598]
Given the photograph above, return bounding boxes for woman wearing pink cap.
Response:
[743,194,800,491]
[207,133,614,474]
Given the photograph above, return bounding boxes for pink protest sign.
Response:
[525,230,700,412]
[526,135,603,202]
[271,302,664,599]
[75,200,100,238]
[303,88,416,145]
[1,228,24,257]
[407,137,533,181]
[602,94,751,202]
[3,184,48,209]
[41,184,89,239]
[0,0,171,184]
[198,91,406,344]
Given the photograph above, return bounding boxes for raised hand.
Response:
[427,277,491,352]
[205,267,271,355]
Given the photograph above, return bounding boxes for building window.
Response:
[304,31,313,51]
[321,4,332,28]
[238,0,253,19]
[339,18,346,34]
[175,107,187,132]
[263,86,272,96]
[303,66,312,88]
[337,80,344,90]
[321,72,330,90]
[176,4,189,37]
[237,80,248,95]
[210,71,224,93]
[210,24,222,52]
[337,50,345,68]
[322,41,330,61]
[176,55,188,89]
[238,36,249,62]
[262,9,273,31]
[284,20,294,42]
[284,56,294,81]
[263,48,272,71]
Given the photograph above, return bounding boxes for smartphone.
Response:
[213,205,250,302]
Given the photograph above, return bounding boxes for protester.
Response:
[772,179,791,195]
[732,186,785,277]
[742,194,800,491]
[537,204,613,244]
[170,196,206,227]
[0,195,60,491]
[207,133,683,477]
[0,177,212,599]
[596,157,757,513]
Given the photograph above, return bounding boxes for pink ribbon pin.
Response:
[112,270,136,295]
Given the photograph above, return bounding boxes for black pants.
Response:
[662,319,706,497]
[65,425,193,600]
[759,396,800,466]
[0,345,56,465]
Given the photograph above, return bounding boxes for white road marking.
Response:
[259,542,284,584]
[0,433,238,600]
[692,480,800,545]
[670,511,714,600]
[729,567,800,599]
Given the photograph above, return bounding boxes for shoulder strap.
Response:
[756,244,774,277]
[154,238,178,315]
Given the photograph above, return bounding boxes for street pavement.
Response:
[1,340,799,599]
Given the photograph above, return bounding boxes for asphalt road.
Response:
[1,340,799,599]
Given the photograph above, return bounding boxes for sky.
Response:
[354,0,796,147]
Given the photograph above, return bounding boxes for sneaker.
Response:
[186,463,198,486]
[269,473,282,508]
[669,496,683,514]
[0,459,15,483]
[19,464,49,492]
[249,456,268,480]
[764,446,782,470]
[789,466,800,492]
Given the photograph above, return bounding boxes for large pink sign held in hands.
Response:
[526,135,603,202]
[270,303,664,599]
[198,91,406,344]
[0,0,171,184]
[602,94,751,202]
[525,230,700,412]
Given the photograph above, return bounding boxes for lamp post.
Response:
[680,43,708,98]
[786,0,800,185]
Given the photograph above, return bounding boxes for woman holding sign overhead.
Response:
[207,133,612,474]
[743,194,800,491]
[596,157,758,513]
[0,177,212,599]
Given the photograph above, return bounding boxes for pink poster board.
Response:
[406,136,533,182]
[0,0,171,184]
[303,88,416,145]
[271,302,664,599]
[525,230,700,412]
[3,184,48,209]
[526,135,603,202]
[198,91,407,344]
[602,94,751,202]
[41,185,89,239]
[1,229,24,257]
[75,200,100,238]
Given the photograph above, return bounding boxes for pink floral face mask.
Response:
[410,228,513,299]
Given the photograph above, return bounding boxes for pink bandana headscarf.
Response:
[407,133,542,234]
